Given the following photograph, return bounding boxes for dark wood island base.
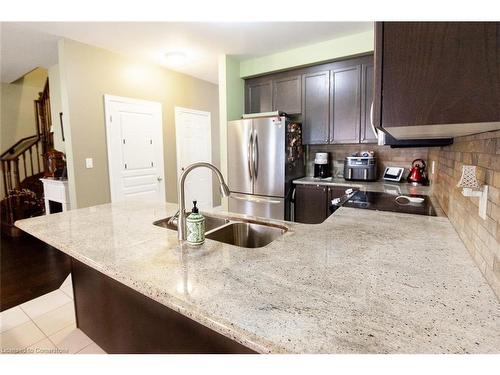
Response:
[71,259,256,354]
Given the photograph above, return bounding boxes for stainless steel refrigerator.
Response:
[227,114,304,220]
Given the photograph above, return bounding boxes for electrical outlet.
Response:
[85,158,94,169]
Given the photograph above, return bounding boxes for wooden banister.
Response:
[1,137,39,161]
[1,77,53,196]
[1,135,38,158]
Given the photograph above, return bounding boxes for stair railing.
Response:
[1,77,52,235]
[2,77,53,190]
[1,136,43,194]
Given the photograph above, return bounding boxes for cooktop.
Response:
[343,191,437,216]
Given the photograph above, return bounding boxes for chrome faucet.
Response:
[177,162,230,241]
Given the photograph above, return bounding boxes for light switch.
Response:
[85,158,94,169]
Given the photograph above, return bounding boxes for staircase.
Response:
[1,78,53,237]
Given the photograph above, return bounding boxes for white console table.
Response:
[40,178,70,214]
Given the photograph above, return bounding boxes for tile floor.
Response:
[0,274,106,354]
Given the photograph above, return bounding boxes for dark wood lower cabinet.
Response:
[294,184,353,224]
[71,259,255,354]
[327,186,350,203]
[294,184,328,224]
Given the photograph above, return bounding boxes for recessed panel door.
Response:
[331,65,361,144]
[175,107,213,210]
[302,71,331,144]
[105,95,165,203]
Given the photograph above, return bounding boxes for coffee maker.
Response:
[314,153,331,179]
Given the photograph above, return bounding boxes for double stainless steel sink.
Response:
[154,213,229,232]
[154,213,287,248]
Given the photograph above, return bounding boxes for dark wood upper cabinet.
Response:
[244,54,378,145]
[374,22,500,138]
[360,62,377,143]
[302,71,331,144]
[272,75,302,114]
[245,80,272,114]
[331,65,361,144]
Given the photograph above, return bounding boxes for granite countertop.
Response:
[293,176,432,194]
[16,201,500,353]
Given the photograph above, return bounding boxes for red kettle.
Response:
[408,159,427,184]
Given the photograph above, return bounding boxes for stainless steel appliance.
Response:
[343,156,377,181]
[313,152,331,179]
[329,187,359,214]
[227,114,304,220]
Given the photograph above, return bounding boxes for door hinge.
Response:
[123,139,126,144]
[151,161,154,167]
[110,115,112,122]
[124,163,127,169]
[150,139,152,145]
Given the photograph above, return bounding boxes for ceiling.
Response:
[1,22,373,84]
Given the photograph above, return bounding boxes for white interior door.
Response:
[175,107,212,210]
[104,95,165,203]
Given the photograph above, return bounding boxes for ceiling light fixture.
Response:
[164,51,187,68]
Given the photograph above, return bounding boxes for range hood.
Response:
[375,129,453,148]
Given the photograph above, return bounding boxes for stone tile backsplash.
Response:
[306,144,429,178]
[428,130,500,300]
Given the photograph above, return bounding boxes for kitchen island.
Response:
[16,200,500,353]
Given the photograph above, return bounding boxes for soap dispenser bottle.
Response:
[186,201,205,246]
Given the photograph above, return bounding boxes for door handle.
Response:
[157,176,163,182]
[231,195,281,204]
[253,131,259,179]
[59,112,65,142]
[248,132,254,179]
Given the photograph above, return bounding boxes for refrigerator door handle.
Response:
[253,130,259,179]
[248,131,254,180]
[231,195,282,204]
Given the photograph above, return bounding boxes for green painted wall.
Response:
[239,30,374,78]
[218,55,244,208]
[225,56,244,121]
